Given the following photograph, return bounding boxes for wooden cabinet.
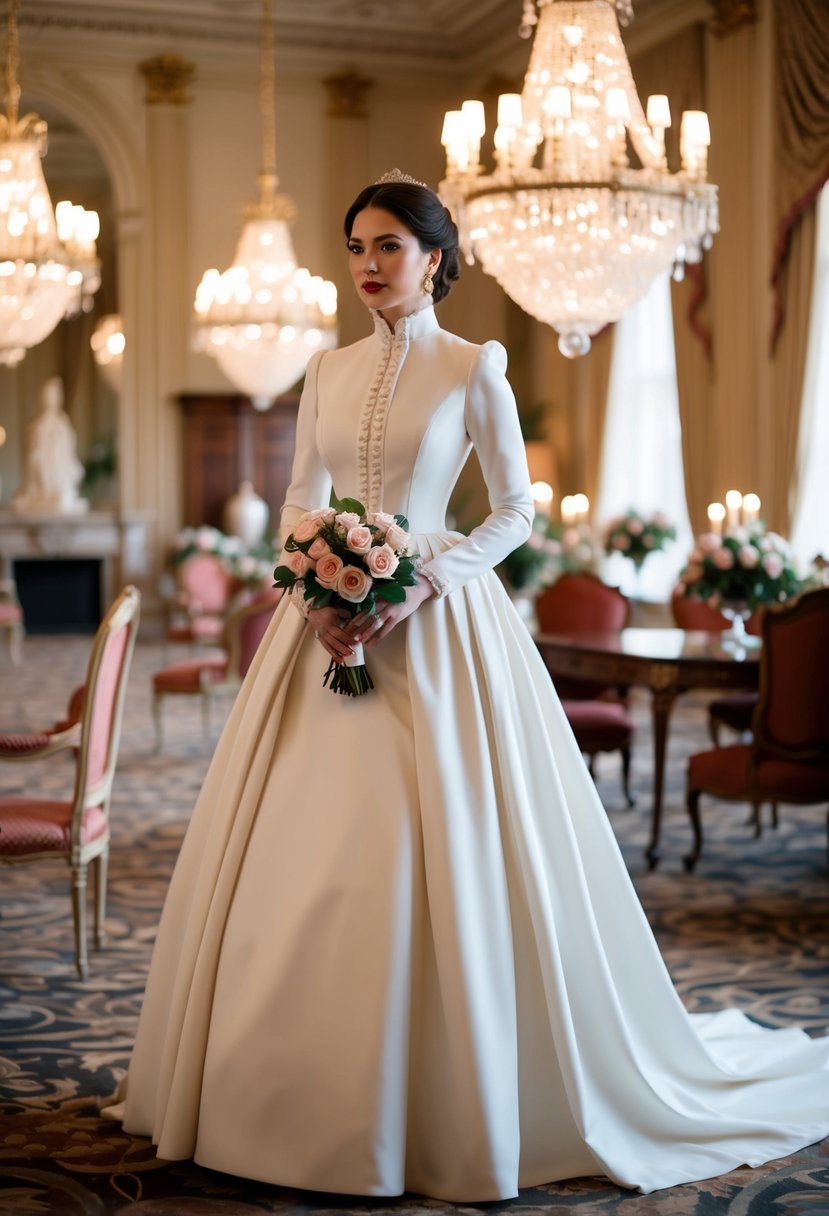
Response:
[177,393,299,530]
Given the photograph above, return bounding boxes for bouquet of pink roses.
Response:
[273,495,418,696]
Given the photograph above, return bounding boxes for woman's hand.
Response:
[346,575,435,650]
[307,605,357,664]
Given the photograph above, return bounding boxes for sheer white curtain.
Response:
[595,273,693,599]
[790,184,829,566]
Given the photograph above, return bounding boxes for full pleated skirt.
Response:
[109,537,829,1201]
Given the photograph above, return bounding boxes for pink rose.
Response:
[712,547,734,570]
[627,519,643,536]
[684,562,703,583]
[367,511,396,532]
[762,552,784,579]
[614,534,631,551]
[642,533,655,548]
[738,545,759,569]
[293,516,320,543]
[308,536,331,560]
[335,511,361,533]
[336,565,373,602]
[366,544,400,579]
[699,532,721,553]
[346,526,373,555]
[545,539,562,556]
[196,526,217,551]
[308,507,336,525]
[563,528,580,547]
[315,553,344,587]
[384,523,409,552]
[290,550,313,577]
[528,531,545,550]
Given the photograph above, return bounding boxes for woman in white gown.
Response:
[107,172,829,1201]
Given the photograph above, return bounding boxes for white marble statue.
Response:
[12,377,89,515]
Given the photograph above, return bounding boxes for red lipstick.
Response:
[362,281,384,294]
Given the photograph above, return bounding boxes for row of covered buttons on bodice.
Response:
[357,314,411,512]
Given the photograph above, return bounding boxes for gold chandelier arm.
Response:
[4,0,21,128]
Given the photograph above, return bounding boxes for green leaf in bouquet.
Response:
[375,583,407,603]
[272,565,297,586]
[394,514,410,530]
[332,493,366,516]
[284,536,298,551]
[312,588,334,609]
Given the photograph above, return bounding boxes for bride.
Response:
[105,171,829,1201]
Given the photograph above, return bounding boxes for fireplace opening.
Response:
[13,558,102,634]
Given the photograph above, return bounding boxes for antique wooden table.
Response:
[534,627,761,868]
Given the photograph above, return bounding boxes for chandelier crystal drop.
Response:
[439,0,718,358]
[193,0,337,409]
[0,0,100,367]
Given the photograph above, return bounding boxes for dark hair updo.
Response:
[344,180,461,304]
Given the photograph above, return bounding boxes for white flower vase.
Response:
[223,481,269,549]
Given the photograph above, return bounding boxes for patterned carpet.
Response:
[0,633,828,1215]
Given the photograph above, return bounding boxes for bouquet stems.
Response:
[323,642,374,696]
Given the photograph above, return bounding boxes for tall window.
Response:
[595,273,692,599]
[791,184,829,565]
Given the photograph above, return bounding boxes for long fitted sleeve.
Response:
[417,341,534,598]
[279,351,333,546]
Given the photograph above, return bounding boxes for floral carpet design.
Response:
[0,635,827,1215]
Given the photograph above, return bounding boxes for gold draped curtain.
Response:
[770,0,829,532]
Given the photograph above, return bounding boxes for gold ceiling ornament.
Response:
[138,54,196,106]
[193,0,337,409]
[0,0,101,366]
[323,70,374,120]
[707,0,757,38]
[439,0,719,358]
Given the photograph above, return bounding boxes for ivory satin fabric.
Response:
[108,308,829,1201]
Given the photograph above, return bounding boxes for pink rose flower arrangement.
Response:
[604,509,677,569]
[273,495,419,696]
[679,523,801,612]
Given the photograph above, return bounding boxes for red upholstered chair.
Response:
[535,573,635,806]
[670,587,762,745]
[163,552,239,653]
[0,579,24,664]
[0,586,141,976]
[684,587,829,871]
[153,586,282,752]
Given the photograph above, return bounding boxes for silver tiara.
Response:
[375,168,430,189]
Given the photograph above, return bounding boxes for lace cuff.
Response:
[289,581,312,620]
[415,558,448,599]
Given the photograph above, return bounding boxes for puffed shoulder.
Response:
[477,339,508,373]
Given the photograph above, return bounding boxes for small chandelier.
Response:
[91,313,125,390]
[0,0,100,367]
[193,0,337,410]
[439,0,718,358]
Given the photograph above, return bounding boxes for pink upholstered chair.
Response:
[163,552,239,653]
[153,586,282,752]
[684,588,829,871]
[0,579,24,664]
[0,586,141,976]
[535,573,635,806]
[670,587,763,746]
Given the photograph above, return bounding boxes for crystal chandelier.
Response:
[193,0,337,409]
[439,0,718,358]
[0,0,100,367]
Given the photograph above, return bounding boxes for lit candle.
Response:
[572,492,590,523]
[742,492,761,525]
[531,481,554,520]
[561,495,576,524]
[707,502,726,536]
[724,489,742,529]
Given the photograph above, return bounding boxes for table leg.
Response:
[645,685,679,870]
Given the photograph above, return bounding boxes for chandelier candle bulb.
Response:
[680,110,711,181]
[707,502,726,537]
[531,481,555,519]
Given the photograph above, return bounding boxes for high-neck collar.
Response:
[372,305,439,346]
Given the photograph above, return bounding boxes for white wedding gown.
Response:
[109,307,829,1201]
